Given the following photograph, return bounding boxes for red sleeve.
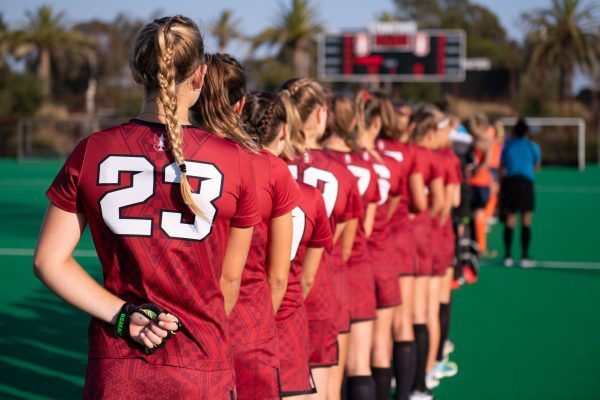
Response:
[46,138,89,213]
[430,152,445,180]
[385,157,402,197]
[410,148,428,176]
[270,155,301,218]
[349,182,364,220]
[364,165,381,204]
[308,189,333,249]
[231,147,261,227]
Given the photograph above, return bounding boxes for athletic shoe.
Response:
[443,340,455,359]
[425,373,440,389]
[431,360,458,379]
[451,278,464,289]
[462,266,478,284]
[410,389,434,400]
[520,258,537,268]
[503,257,514,268]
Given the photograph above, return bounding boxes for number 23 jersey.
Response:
[46,119,261,371]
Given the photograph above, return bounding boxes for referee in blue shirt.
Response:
[500,118,541,268]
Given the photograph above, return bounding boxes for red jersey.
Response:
[412,145,444,219]
[376,139,418,224]
[438,147,463,186]
[46,119,260,371]
[287,149,360,320]
[324,149,380,265]
[278,183,332,322]
[229,150,300,345]
[369,150,403,242]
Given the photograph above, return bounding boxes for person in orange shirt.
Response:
[485,120,505,225]
[466,113,494,257]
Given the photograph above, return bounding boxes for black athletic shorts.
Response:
[500,176,535,213]
[470,185,490,210]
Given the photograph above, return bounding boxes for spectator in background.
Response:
[500,118,541,268]
[485,119,505,226]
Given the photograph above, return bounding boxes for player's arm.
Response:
[221,225,254,316]
[387,195,401,220]
[333,221,347,244]
[34,204,178,349]
[440,183,459,225]
[301,247,324,299]
[428,177,444,219]
[409,173,427,212]
[363,203,378,238]
[473,138,492,175]
[341,218,358,262]
[267,213,293,313]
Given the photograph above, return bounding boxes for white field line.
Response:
[482,260,600,270]
[0,248,97,258]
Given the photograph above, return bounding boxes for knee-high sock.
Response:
[413,324,429,392]
[521,226,531,258]
[437,302,451,361]
[371,367,392,400]
[393,341,416,400]
[346,376,375,400]
[504,226,513,258]
[475,215,487,252]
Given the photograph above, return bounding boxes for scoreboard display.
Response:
[318,24,466,82]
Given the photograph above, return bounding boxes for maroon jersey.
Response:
[229,150,300,345]
[438,147,463,186]
[279,183,332,322]
[376,139,419,224]
[411,144,444,219]
[287,149,359,320]
[324,149,379,265]
[46,119,260,371]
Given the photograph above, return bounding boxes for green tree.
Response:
[523,0,599,101]
[9,5,93,101]
[251,0,322,77]
[210,9,243,53]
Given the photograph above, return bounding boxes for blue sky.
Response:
[2,0,592,90]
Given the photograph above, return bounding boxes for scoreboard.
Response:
[318,23,466,82]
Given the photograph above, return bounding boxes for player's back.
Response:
[48,119,259,371]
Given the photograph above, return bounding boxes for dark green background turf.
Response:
[0,160,599,399]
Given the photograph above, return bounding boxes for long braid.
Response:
[156,20,207,221]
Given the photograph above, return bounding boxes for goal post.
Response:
[500,117,586,172]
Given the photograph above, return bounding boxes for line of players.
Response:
[34,16,463,400]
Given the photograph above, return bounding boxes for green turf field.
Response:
[0,159,599,399]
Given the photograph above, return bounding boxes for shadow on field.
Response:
[0,286,91,399]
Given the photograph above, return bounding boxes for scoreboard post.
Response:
[318,22,466,82]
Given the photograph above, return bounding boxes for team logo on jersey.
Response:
[153,133,171,151]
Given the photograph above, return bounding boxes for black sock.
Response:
[437,302,451,361]
[521,226,531,258]
[346,376,375,400]
[413,324,429,392]
[393,341,416,400]
[371,367,392,400]
[504,226,513,258]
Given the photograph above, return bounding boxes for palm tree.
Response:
[523,0,599,102]
[9,5,93,101]
[251,0,322,77]
[209,9,242,53]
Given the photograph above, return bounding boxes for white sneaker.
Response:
[443,340,455,359]
[431,360,458,379]
[425,372,439,389]
[503,257,514,268]
[410,390,434,400]
[520,258,537,268]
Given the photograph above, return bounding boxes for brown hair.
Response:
[409,108,437,143]
[190,53,257,151]
[321,95,359,151]
[279,78,326,159]
[130,15,205,219]
[242,91,289,147]
[373,92,402,139]
[354,90,382,136]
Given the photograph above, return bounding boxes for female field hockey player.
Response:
[281,78,361,400]
[322,94,381,400]
[34,16,260,398]
[192,54,300,399]
[243,90,333,399]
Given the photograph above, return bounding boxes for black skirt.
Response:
[500,175,535,213]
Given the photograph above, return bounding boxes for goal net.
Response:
[17,117,128,160]
[500,117,586,171]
